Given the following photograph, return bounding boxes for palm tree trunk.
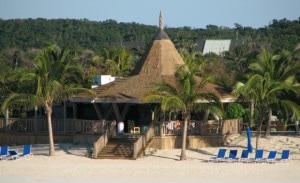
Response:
[200,110,210,134]
[256,119,262,150]
[45,104,55,156]
[256,108,267,150]
[180,117,188,160]
[265,108,272,138]
[203,110,210,122]
[34,106,38,134]
[250,100,254,127]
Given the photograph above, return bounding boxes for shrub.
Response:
[224,103,246,119]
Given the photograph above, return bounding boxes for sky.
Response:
[0,0,299,29]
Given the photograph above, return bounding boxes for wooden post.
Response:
[73,103,77,119]
[121,104,130,121]
[152,110,155,121]
[34,106,38,134]
[159,113,164,136]
[112,103,122,122]
[63,101,67,133]
[93,103,103,119]
[5,109,9,132]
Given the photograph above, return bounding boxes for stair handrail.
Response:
[93,120,116,159]
[133,122,155,159]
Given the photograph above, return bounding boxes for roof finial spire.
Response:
[159,10,164,30]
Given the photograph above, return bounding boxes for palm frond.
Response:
[19,73,37,83]
[152,82,177,96]
[2,93,40,114]
[161,96,185,112]
[279,100,300,120]
[143,94,163,103]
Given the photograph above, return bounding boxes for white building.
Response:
[202,40,232,56]
[92,75,117,88]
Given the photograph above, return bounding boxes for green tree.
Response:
[224,103,246,119]
[2,45,93,156]
[145,56,222,160]
[102,47,135,76]
[233,49,300,148]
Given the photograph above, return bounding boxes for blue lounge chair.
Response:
[222,149,238,162]
[0,146,9,160]
[6,145,33,160]
[276,149,290,163]
[8,149,19,160]
[249,149,264,163]
[18,145,33,159]
[208,148,226,163]
[264,150,277,163]
[239,149,250,163]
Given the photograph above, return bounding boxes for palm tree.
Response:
[145,56,223,160]
[102,47,135,77]
[233,49,300,148]
[276,46,300,126]
[2,44,93,156]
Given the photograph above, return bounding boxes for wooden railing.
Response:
[133,122,155,159]
[93,120,116,159]
[0,118,109,135]
[156,120,202,136]
[155,119,242,136]
[0,118,241,136]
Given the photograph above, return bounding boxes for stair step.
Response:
[98,153,133,157]
[96,137,137,159]
[97,156,135,160]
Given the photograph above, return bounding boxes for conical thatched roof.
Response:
[72,28,186,103]
[71,13,236,103]
[131,30,184,76]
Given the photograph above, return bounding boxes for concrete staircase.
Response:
[97,137,138,159]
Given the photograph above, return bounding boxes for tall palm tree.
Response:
[233,49,300,148]
[2,45,93,156]
[145,57,223,160]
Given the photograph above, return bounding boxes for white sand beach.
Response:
[1,135,300,183]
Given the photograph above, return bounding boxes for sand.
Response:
[0,135,300,183]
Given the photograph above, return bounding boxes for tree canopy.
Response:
[0,17,299,52]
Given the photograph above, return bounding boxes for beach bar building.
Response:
[0,12,239,159]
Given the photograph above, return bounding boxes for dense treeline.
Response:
[0,18,300,52]
[0,19,157,51]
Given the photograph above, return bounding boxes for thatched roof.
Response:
[71,13,236,103]
[131,30,184,76]
[71,28,187,103]
[72,74,235,103]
